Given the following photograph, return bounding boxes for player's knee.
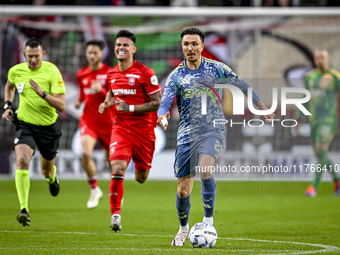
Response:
[111,162,126,175]
[82,151,92,162]
[315,149,326,158]
[177,186,191,198]
[16,155,30,169]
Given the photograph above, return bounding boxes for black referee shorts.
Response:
[14,121,62,160]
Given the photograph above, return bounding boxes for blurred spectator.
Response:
[171,0,197,6]
[0,0,33,4]
[326,0,340,5]
[299,0,326,5]
[263,0,292,6]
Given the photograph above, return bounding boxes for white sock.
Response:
[203,216,213,226]
[180,224,189,232]
[91,187,100,192]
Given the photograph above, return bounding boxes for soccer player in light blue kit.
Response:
[157,28,275,246]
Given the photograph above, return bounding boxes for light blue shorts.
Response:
[174,134,224,178]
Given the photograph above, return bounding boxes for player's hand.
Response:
[115,98,129,112]
[157,111,170,131]
[2,109,13,122]
[74,100,82,109]
[264,113,276,125]
[91,80,102,93]
[29,79,44,97]
[99,100,109,114]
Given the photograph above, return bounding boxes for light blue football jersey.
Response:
[158,57,261,145]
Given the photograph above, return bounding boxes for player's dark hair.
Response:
[116,30,136,44]
[25,37,43,49]
[86,40,105,50]
[181,27,205,43]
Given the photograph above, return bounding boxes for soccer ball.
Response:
[189,222,217,248]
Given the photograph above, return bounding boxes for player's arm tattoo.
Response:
[135,91,162,113]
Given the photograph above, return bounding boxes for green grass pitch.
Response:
[0,180,339,254]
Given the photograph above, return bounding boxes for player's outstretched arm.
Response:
[157,111,170,131]
[256,100,276,124]
[2,80,15,121]
[115,91,162,113]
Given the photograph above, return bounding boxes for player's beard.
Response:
[187,56,199,63]
[91,59,100,66]
[186,52,198,62]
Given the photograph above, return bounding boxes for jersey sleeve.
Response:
[141,68,161,96]
[7,66,16,85]
[218,63,261,105]
[332,69,340,93]
[158,68,178,116]
[76,71,85,102]
[50,65,66,95]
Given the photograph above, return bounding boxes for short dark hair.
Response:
[181,27,205,43]
[86,40,105,50]
[25,37,43,49]
[115,29,136,44]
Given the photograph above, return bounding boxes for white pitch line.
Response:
[1,230,340,255]
[0,246,256,253]
[219,237,340,255]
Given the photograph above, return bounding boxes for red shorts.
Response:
[79,121,111,150]
[109,125,155,172]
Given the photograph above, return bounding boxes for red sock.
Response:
[110,174,124,216]
[88,175,98,189]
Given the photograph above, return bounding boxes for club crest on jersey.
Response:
[205,73,215,82]
[83,78,89,85]
[129,77,135,86]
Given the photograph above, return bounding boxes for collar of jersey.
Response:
[184,57,205,74]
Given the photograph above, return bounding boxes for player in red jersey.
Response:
[99,30,162,231]
[75,40,113,209]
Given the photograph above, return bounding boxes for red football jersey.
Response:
[77,63,113,128]
[107,60,161,130]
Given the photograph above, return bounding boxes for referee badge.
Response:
[57,78,65,87]
[18,83,24,95]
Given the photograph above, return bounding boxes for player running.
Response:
[2,38,65,226]
[296,50,340,197]
[75,40,113,209]
[157,28,275,246]
[98,30,162,231]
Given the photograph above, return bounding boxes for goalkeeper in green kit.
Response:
[296,50,340,197]
[1,38,66,226]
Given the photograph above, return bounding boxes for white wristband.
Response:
[129,105,135,112]
[161,116,168,126]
